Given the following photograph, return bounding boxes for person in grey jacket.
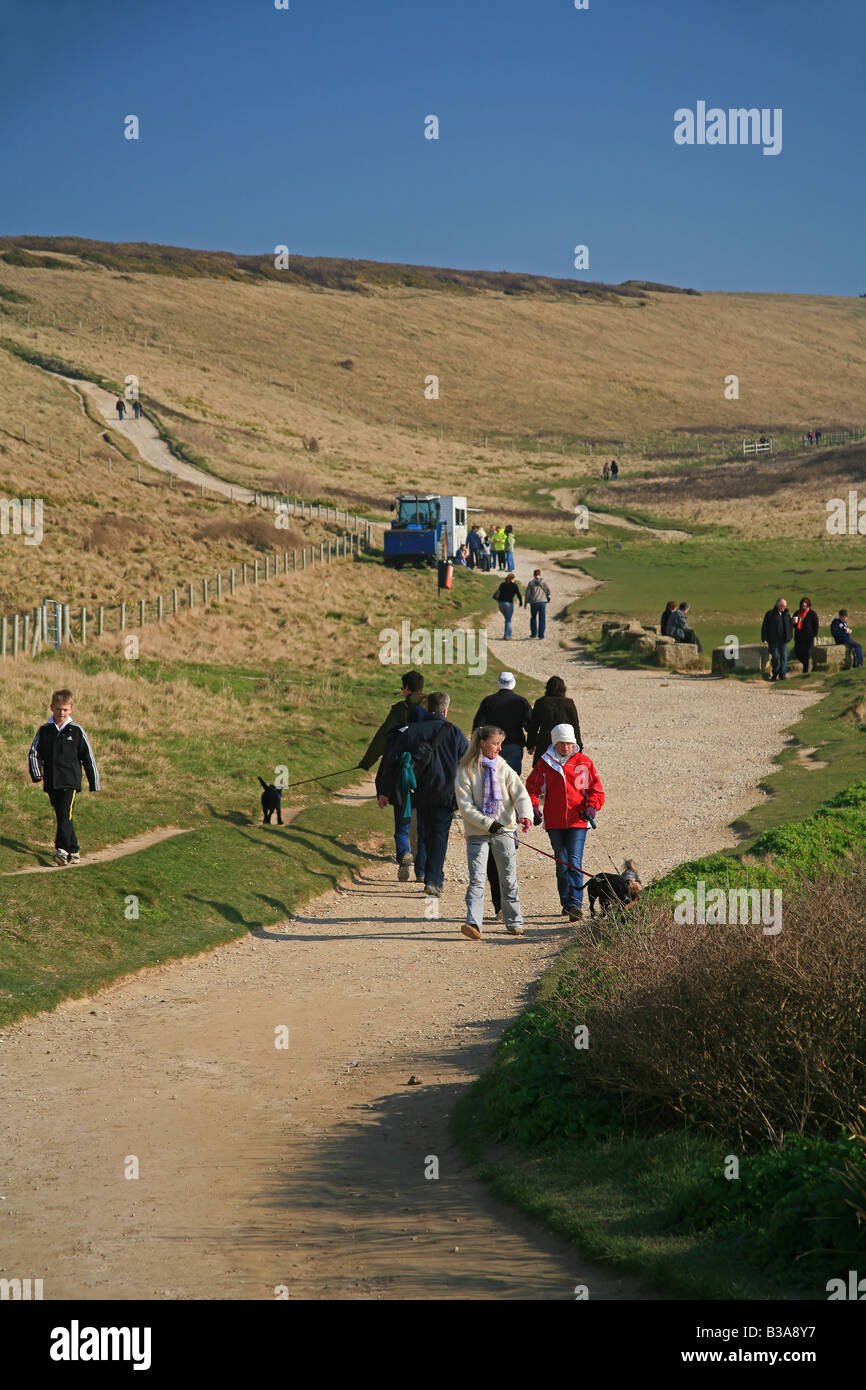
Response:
[525,569,551,639]
[667,602,702,652]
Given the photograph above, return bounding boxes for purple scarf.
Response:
[481,755,502,818]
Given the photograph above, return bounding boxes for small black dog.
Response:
[587,860,641,916]
[258,777,283,825]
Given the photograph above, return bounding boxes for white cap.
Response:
[498,671,516,689]
[550,723,576,745]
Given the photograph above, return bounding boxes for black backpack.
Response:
[410,719,450,777]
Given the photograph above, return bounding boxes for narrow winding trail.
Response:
[0,551,817,1300]
[56,376,254,501]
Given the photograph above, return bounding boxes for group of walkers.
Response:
[360,670,603,939]
[490,567,552,639]
[115,397,143,421]
[601,460,620,481]
[456,523,516,571]
[761,598,863,677]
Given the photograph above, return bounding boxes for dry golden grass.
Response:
[0,346,347,611]
[1,255,864,535]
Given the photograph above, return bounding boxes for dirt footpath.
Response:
[0,554,817,1300]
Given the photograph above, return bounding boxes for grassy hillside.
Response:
[0,559,532,1024]
[0,238,864,539]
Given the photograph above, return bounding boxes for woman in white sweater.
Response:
[454,724,533,940]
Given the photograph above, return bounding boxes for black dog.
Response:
[587,860,641,916]
[258,777,283,824]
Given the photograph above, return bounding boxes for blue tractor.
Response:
[383,494,468,568]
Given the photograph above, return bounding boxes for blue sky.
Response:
[0,0,863,292]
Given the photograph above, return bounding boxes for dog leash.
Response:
[286,764,363,789]
[588,823,626,875]
[515,837,593,882]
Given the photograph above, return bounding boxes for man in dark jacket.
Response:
[376,691,468,896]
[359,670,427,879]
[792,598,819,674]
[467,525,482,570]
[526,676,582,765]
[472,671,532,774]
[761,598,794,681]
[358,671,426,771]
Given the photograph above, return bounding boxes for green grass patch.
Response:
[0,564,542,1022]
[454,780,866,1299]
[571,535,866,659]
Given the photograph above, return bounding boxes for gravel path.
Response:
[55,375,254,501]
[0,550,818,1301]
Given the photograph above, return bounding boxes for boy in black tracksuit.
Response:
[29,689,100,865]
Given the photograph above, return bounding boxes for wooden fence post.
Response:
[230,568,236,595]
[203,579,208,606]
[98,606,105,636]
[217,573,222,601]
[23,613,30,652]
[120,602,126,631]
[242,563,248,585]
[188,583,195,609]
[283,550,288,571]
[158,595,164,622]
[31,608,42,657]
[265,556,270,581]
[172,588,179,615]
[302,549,307,569]
[328,541,332,563]
[319,543,324,564]
[13,615,20,657]
[0,616,6,658]
[293,550,297,571]
[254,560,259,584]
[81,608,87,646]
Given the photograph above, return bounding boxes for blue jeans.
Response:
[530,601,547,638]
[506,550,515,571]
[547,827,587,908]
[498,600,514,638]
[768,643,788,678]
[840,638,864,667]
[394,806,426,878]
[500,743,523,775]
[419,804,453,889]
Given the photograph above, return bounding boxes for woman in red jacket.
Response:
[525,722,604,921]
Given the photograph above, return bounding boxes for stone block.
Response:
[634,635,657,655]
[812,644,851,669]
[712,642,769,675]
[654,641,701,669]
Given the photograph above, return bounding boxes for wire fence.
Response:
[0,526,373,661]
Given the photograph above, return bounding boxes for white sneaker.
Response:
[54,849,69,866]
